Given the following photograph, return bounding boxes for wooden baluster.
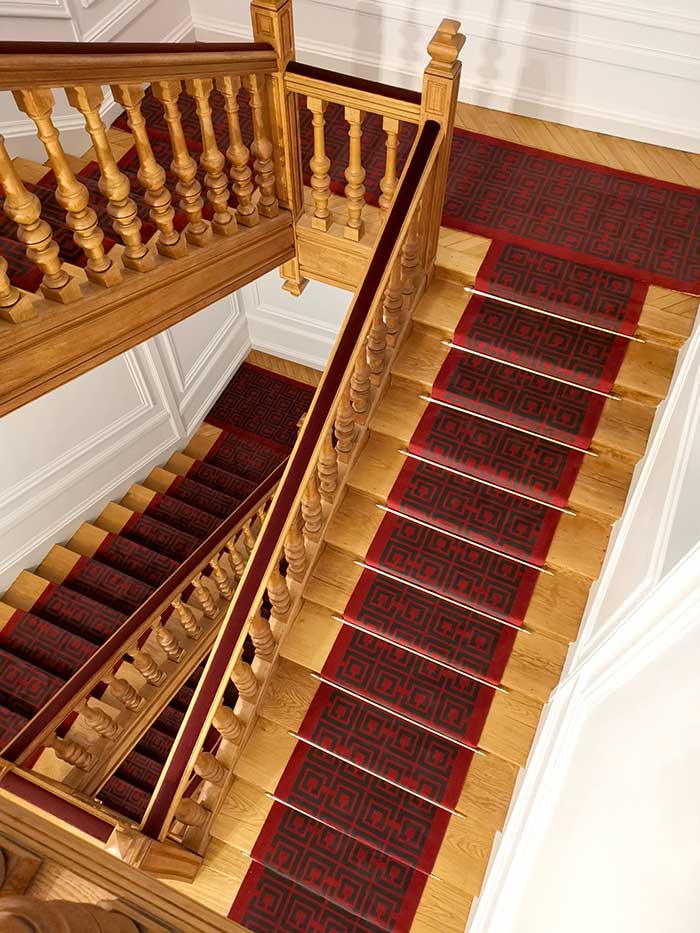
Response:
[217,76,259,227]
[107,675,142,711]
[232,660,258,701]
[301,473,323,540]
[111,83,187,259]
[176,797,209,829]
[249,614,276,662]
[343,107,366,241]
[317,432,338,502]
[283,508,307,581]
[382,259,404,346]
[307,97,332,230]
[0,137,77,305]
[185,78,236,238]
[400,207,421,310]
[67,85,153,272]
[210,554,234,600]
[194,752,226,785]
[130,649,166,686]
[367,304,388,385]
[0,253,34,323]
[226,538,247,581]
[266,566,291,625]
[79,701,121,741]
[213,703,244,743]
[379,117,399,215]
[152,81,212,247]
[13,88,119,287]
[155,618,184,662]
[49,734,94,770]
[192,575,218,620]
[334,383,356,462]
[171,595,202,640]
[242,74,279,217]
[350,351,371,422]
[242,520,257,556]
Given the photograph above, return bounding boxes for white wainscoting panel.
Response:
[242,270,352,371]
[0,299,251,594]
[193,0,700,151]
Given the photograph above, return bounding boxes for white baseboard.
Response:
[247,301,340,372]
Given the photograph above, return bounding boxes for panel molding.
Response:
[0,0,71,18]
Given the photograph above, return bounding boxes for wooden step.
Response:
[339,477,610,583]
[80,127,134,166]
[36,544,83,586]
[393,327,662,446]
[66,523,110,559]
[164,452,197,477]
[3,570,55,611]
[432,230,697,350]
[95,501,136,536]
[410,291,677,405]
[184,423,222,462]
[283,596,565,705]
[11,155,49,185]
[0,600,19,630]
[144,467,179,495]
[121,484,157,515]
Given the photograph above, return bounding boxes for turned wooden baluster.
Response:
[79,700,121,740]
[379,116,399,215]
[302,473,323,540]
[49,734,94,770]
[249,613,276,662]
[242,74,278,218]
[401,206,421,310]
[131,649,166,686]
[242,520,257,556]
[195,751,226,785]
[155,618,184,661]
[176,797,209,829]
[350,351,371,422]
[67,85,153,272]
[111,83,187,259]
[171,595,202,639]
[107,674,142,711]
[152,81,211,246]
[0,253,34,323]
[213,703,244,743]
[226,538,248,580]
[210,553,234,599]
[217,76,259,227]
[382,259,404,346]
[307,96,332,230]
[186,78,236,238]
[284,508,307,581]
[317,431,339,502]
[334,383,356,462]
[266,566,291,626]
[367,304,388,385]
[0,134,80,304]
[13,88,119,287]
[232,660,258,701]
[192,575,218,620]
[343,107,366,241]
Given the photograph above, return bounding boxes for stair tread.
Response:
[145,467,242,519]
[97,504,201,562]
[38,547,153,616]
[69,524,178,587]
[123,484,221,540]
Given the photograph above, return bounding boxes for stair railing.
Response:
[0,37,294,416]
[0,469,282,806]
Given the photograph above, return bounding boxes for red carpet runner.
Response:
[229,243,646,931]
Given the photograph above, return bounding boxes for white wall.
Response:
[193,0,700,152]
[0,294,250,593]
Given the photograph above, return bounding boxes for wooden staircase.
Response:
[155,231,690,930]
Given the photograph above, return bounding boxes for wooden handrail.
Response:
[285,61,422,123]
[141,119,442,840]
[0,42,278,88]
[0,464,285,765]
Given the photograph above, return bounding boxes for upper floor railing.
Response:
[0,0,465,897]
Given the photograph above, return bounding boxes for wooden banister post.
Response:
[250,0,308,296]
[419,19,465,280]
[0,896,140,932]
[106,823,201,883]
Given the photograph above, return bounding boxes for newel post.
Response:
[249,0,307,295]
[419,19,465,280]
